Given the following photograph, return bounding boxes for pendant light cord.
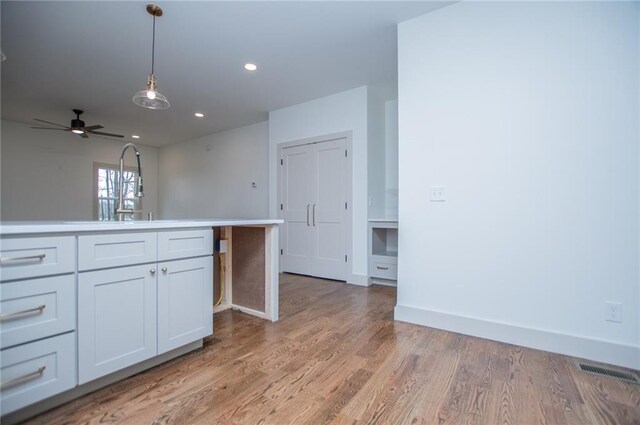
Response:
[151,14,156,75]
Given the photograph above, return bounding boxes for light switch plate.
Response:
[430,186,446,202]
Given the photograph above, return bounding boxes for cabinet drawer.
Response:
[158,229,213,261]
[370,261,397,280]
[0,237,75,282]
[78,232,157,271]
[0,332,76,415]
[1,275,75,348]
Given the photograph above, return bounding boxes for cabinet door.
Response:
[157,257,213,354]
[78,264,157,384]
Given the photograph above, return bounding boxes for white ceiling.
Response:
[1,1,450,146]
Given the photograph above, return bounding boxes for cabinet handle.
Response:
[0,366,46,391]
[150,269,156,274]
[306,204,310,226]
[0,253,46,265]
[0,305,46,322]
[312,204,316,226]
[162,267,168,273]
[376,266,389,270]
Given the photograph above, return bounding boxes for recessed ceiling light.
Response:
[194,112,205,118]
[244,63,257,71]
[132,135,140,139]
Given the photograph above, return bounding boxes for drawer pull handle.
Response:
[0,305,46,322]
[150,269,156,274]
[0,366,46,391]
[161,267,168,273]
[376,266,389,270]
[0,253,46,265]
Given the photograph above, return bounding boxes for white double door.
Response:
[280,138,348,281]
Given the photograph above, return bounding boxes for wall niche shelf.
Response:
[368,219,398,286]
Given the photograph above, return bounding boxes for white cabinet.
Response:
[158,230,213,261]
[78,232,157,271]
[1,275,75,348]
[78,264,158,384]
[158,257,213,354]
[77,229,213,384]
[0,333,76,415]
[369,220,398,285]
[0,236,74,282]
[0,235,77,415]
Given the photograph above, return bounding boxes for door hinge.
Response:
[280,159,283,165]
[280,204,283,210]
[345,150,347,157]
[345,202,347,210]
[345,254,348,262]
[280,249,283,255]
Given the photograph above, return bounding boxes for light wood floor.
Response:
[25,274,640,425]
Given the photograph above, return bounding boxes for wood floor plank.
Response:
[20,274,640,425]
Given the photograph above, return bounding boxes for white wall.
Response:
[385,99,399,219]
[158,121,268,219]
[396,2,639,368]
[367,87,387,220]
[269,87,369,282]
[0,119,159,221]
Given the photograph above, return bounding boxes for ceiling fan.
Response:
[31,109,124,139]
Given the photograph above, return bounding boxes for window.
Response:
[94,163,141,221]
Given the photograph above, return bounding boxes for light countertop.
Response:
[0,219,283,235]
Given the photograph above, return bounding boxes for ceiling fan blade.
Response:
[30,127,69,130]
[33,118,69,128]
[83,125,104,131]
[80,132,89,139]
[88,130,124,138]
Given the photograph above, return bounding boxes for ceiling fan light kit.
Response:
[133,4,169,110]
[31,109,125,139]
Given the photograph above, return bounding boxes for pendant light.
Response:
[132,4,170,109]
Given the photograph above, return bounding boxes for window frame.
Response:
[93,162,143,220]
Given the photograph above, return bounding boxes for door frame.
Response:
[277,131,353,282]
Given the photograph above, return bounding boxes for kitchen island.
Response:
[0,219,282,422]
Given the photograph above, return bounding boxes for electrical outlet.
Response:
[605,301,622,323]
[430,186,446,202]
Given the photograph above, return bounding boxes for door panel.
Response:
[78,265,157,384]
[157,257,213,354]
[281,145,313,275]
[312,139,347,280]
[280,138,348,281]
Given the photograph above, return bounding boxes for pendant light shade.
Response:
[133,4,169,110]
[133,74,169,109]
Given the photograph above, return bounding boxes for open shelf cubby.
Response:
[371,227,398,258]
[369,220,398,284]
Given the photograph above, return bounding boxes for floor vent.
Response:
[576,362,640,384]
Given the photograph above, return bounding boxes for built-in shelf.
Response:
[368,220,398,286]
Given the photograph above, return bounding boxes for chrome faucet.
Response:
[115,143,144,221]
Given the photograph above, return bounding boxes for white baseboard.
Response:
[347,273,371,286]
[371,277,397,287]
[232,304,270,321]
[214,303,232,313]
[394,304,640,370]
